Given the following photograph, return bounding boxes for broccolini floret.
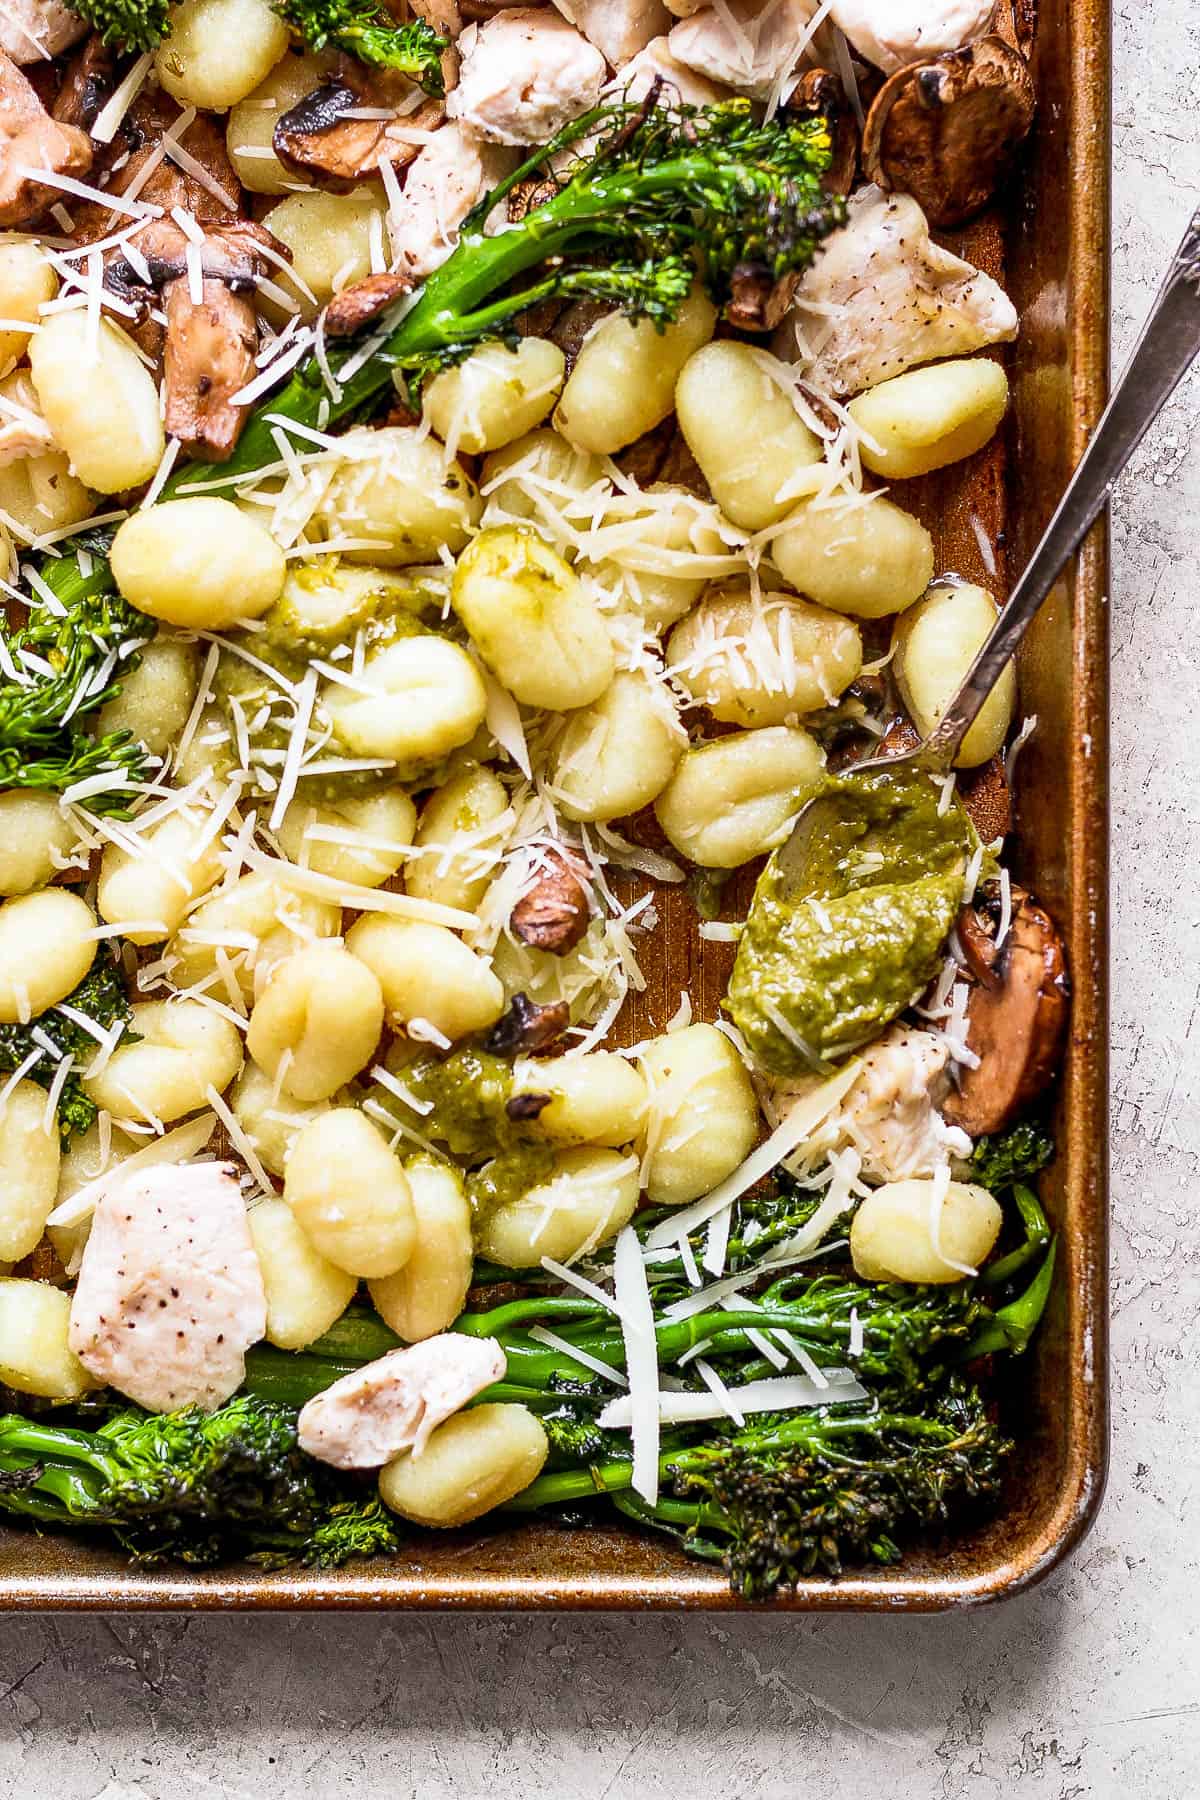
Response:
[0,953,131,1141]
[62,0,172,50]
[273,0,446,87]
[0,563,154,814]
[968,1121,1055,1193]
[0,1395,398,1567]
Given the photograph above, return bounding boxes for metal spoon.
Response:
[777,200,1200,892]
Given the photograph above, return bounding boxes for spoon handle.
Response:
[923,200,1200,771]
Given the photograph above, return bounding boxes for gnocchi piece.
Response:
[324,637,488,767]
[667,584,863,726]
[248,1194,357,1350]
[0,888,96,1023]
[29,314,164,494]
[284,1107,416,1278]
[654,726,825,869]
[156,0,290,108]
[771,494,935,621]
[512,1051,648,1148]
[230,1061,330,1179]
[675,341,824,530]
[97,806,226,946]
[0,791,80,896]
[451,526,614,711]
[313,426,481,565]
[263,190,389,320]
[169,873,341,1002]
[368,1156,474,1342]
[553,287,717,453]
[892,580,1016,768]
[276,786,417,891]
[225,50,335,194]
[345,917,505,1042]
[639,1024,759,1207]
[379,1403,549,1527]
[0,1279,94,1400]
[0,1079,60,1263]
[480,427,606,527]
[247,943,384,1102]
[405,765,511,915]
[94,637,200,760]
[850,1178,1003,1283]
[0,446,93,538]
[111,498,286,630]
[588,486,732,634]
[478,1147,640,1268]
[425,339,567,455]
[848,359,1010,481]
[549,670,684,822]
[0,238,58,369]
[84,1000,244,1125]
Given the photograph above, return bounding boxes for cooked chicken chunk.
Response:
[555,0,670,68]
[448,10,606,145]
[0,0,86,65]
[68,1162,267,1414]
[774,185,1019,396]
[611,33,729,104]
[0,48,92,227]
[668,0,836,101]
[768,1026,971,1182]
[297,1334,507,1469]
[829,0,995,74]
[0,370,54,465]
[388,121,513,280]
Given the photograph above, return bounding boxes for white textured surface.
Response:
[2,10,1199,1794]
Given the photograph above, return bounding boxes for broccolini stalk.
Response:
[33,96,843,622]
[0,952,131,1140]
[0,1395,397,1567]
[273,0,446,85]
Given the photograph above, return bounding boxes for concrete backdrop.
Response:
[1,2,1197,1794]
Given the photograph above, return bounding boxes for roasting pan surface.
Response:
[0,0,1110,1611]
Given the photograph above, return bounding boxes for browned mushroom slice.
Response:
[324,270,413,338]
[412,0,463,35]
[725,263,799,334]
[484,994,571,1056]
[942,881,1069,1136]
[958,753,1011,844]
[52,33,117,134]
[861,36,1036,229]
[989,0,1037,60]
[788,68,859,196]
[125,217,283,461]
[0,47,92,226]
[275,71,445,191]
[510,847,591,955]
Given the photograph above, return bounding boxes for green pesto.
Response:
[260,562,443,666]
[726,767,971,1076]
[396,1046,556,1223]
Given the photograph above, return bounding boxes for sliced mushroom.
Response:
[788,67,859,195]
[862,36,1036,227]
[52,33,117,134]
[0,46,92,226]
[484,993,571,1056]
[942,881,1069,1136]
[109,217,282,461]
[323,270,413,338]
[989,0,1036,60]
[510,846,591,955]
[274,63,446,191]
